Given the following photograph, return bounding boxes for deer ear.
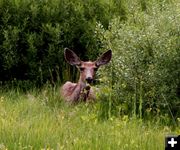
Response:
[64,48,81,66]
[95,50,112,67]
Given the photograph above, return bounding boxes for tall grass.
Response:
[0,87,179,149]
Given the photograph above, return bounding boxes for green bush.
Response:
[96,1,180,121]
[0,0,127,85]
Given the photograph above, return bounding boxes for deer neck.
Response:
[77,76,86,90]
[71,77,89,101]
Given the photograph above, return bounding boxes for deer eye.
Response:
[79,67,85,71]
[94,67,98,71]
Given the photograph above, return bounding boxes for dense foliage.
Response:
[0,0,126,85]
[96,0,180,121]
[0,0,179,121]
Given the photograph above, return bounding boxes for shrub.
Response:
[0,0,127,85]
[96,1,180,121]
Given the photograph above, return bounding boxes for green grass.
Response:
[0,88,179,150]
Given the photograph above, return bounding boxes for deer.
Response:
[61,48,112,103]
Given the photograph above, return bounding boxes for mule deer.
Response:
[61,48,112,103]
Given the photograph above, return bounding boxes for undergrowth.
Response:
[0,86,179,149]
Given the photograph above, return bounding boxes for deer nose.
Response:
[86,77,93,84]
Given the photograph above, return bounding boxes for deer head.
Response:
[64,48,112,84]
